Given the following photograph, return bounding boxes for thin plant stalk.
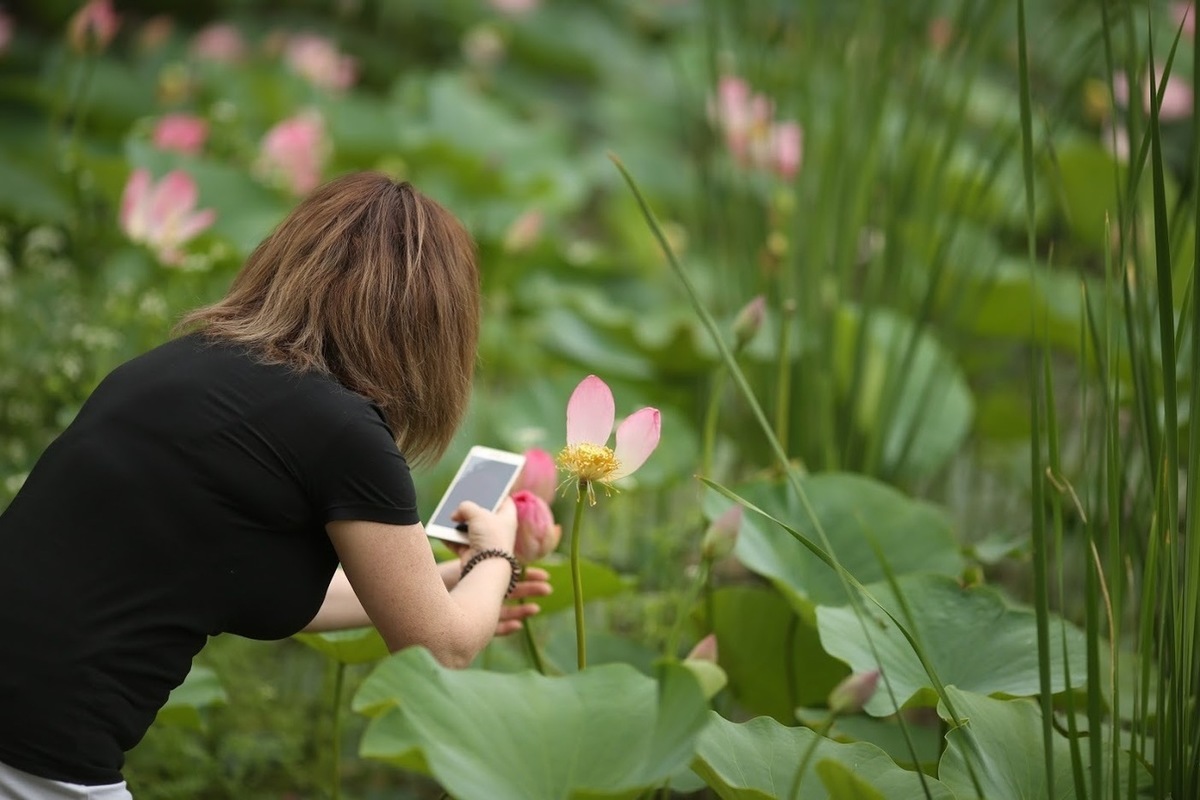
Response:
[520,617,546,675]
[774,299,796,450]
[330,660,346,800]
[789,716,835,800]
[569,485,588,670]
[664,557,711,658]
[701,369,726,478]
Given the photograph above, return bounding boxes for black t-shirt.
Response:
[0,333,420,784]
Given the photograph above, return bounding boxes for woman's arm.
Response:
[318,498,551,667]
[301,561,551,635]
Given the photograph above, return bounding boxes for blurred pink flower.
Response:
[511,490,561,563]
[1153,67,1194,121]
[515,447,557,504]
[137,14,173,52]
[119,168,216,265]
[709,74,803,179]
[685,633,718,663]
[152,114,209,156]
[68,0,119,53]
[0,11,13,57]
[927,16,954,53]
[257,112,328,196]
[190,22,247,64]
[767,120,803,179]
[1172,3,1195,39]
[1111,67,1194,122]
[489,0,539,14]
[557,375,661,504]
[828,669,881,715]
[284,33,357,92]
[701,505,743,561]
[731,295,766,351]
[503,209,543,253]
[462,24,506,68]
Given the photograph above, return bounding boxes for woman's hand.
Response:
[493,566,552,636]
[448,497,518,559]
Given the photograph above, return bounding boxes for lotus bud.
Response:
[685,633,718,663]
[732,295,766,352]
[514,447,557,504]
[700,505,743,561]
[827,670,880,715]
[511,490,561,563]
[68,0,119,54]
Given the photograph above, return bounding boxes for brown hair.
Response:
[179,171,480,465]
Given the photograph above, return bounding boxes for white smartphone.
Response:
[425,445,527,545]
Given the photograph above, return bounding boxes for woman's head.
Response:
[181,171,479,464]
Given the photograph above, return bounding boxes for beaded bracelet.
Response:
[459,548,521,597]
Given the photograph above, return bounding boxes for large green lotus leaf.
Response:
[830,306,974,478]
[1053,138,1166,253]
[816,760,886,800]
[712,586,848,721]
[817,575,1089,716]
[692,713,955,800]
[937,687,1086,800]
[293,627,389,665]
[709,475,965,611]
[353,647,709,800]
[795,710,942,769]
[154,664,226,730]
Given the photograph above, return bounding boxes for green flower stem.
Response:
[569,485,588,670]
[703,556,716,632]
[789,714,836,800]
[521,616,546,675]
[664,557,712,658]
[331,660,346,800]
[774,299,796,450]
[701,368,727,477]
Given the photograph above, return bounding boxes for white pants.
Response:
[0,760,130,800]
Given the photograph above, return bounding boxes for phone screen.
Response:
[429,454,523,529]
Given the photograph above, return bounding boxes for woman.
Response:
[0,172,551,798]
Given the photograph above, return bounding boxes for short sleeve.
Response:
[307,403,421,526]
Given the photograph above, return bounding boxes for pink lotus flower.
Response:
[511,490,561,563]
[489,0,539,14]
[701,505,743,561]
[190,22,247,64]
[284,33,357,93]
[557,375,661,504]
[152,114,209,156]
[0,11,15,56]
[257,112,328,196]
[1173,3,1195,39]
[119,168,217,266]
[515,448,557,504]
[827,669,881,715]
[709,74,804,180]
[68,0,119,53]
[686,633,718,663]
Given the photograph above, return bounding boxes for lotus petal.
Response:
[565,375,614,447]
[611,407,660,480]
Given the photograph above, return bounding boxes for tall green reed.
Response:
[1022,1,1200,796]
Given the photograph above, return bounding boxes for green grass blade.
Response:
[1016,0,1058,793]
